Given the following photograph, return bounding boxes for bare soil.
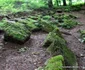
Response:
[0,31,51,70]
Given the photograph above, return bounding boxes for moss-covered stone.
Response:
[40,19,57,32]
[2,22,31,43]
[53,14,77,25]
[43,28,64,47]
[25,22,40,31]
[58,19,78,29]
[38,55,64,70]
[45,55,64,70]
[15,18,41,31]
[25,19,41,31]
[43,28,78,70]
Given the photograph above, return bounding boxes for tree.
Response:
[48,0,53,8]
[56,0,59,6]
[62,0,67,6]
[56,0,62,6]
[69,0,72,5]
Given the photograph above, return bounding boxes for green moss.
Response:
[38,55,64,70]
[53,14,59,19]
[25,22,39,31]
[0,22,5,30]
[43,28,64,47]
[42,15,52,20]
[47,55,64,63]
[40,19,57,32]
[79,30,85,43]
[53,14,77,25]
[45,55,64,70]
[43,28,78,70]
[26,18,42,31]
[28,16,39,20]
[59,19,78,29]
[27,18,38,23]
[17,18,41,31]
[62,14,77,19]
[3,22,31,41]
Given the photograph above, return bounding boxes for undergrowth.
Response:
[79,30,85,43]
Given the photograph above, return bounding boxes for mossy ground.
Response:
[0,11,78,70]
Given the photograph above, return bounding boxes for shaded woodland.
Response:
[0,0,85,70]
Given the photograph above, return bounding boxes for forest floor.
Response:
[0,10,85,70]
[62,11,85,70]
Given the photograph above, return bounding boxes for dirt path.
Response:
[0,31,51,70]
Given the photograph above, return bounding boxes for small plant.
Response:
[79,30,85,43]
[0,23,4,30]
[42,15,52,20]
[58,19,78,29]
[63,14,77,19]
[18,47,27,52]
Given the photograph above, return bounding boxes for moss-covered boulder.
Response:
[39,19,57,32]
[14,18,41,32]
[53,14,78,29]
[2,22,31,44]
[45,55,65,70]
[25,22,40,32]
[43,28,78,70]
[38,55,65,70]
[58,19,78,29]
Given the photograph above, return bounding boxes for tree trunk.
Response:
[62,0,67,6]
[56,0,59,6]
[69,0,72,5]
[48,0,53,8]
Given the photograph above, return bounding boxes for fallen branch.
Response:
[60,30,72,35]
